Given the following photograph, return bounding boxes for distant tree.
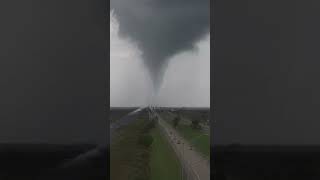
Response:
[191,119,201,129]
[201,113,207,121]
[201,113,209,126]
[173,116,180,128]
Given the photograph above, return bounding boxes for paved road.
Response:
[154,110,210,180]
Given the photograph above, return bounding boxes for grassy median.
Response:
[150,127,181,180]
[110,119,151,180]
[111,115,183,180]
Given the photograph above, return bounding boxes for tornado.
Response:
[110,0,210,95]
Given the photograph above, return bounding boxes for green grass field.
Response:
[176,125,210,158]
[150,127,182,180]
[110,119,151,180]
[161,111,210,158]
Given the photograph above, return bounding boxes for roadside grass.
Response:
[176,125,210,158]
[150,127,182,180]
[110,119,151,180]
[162,111,210,158]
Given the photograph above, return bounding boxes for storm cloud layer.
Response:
[110,0,210,93]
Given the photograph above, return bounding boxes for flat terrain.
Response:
[110,107,210,180]
[176,125,210,158]
[110,118,150,180]
[150,127,181,180]
[157,112,210,180]
[162,110,210,158]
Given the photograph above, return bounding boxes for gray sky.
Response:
[110,13,210,107]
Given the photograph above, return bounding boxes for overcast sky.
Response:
[110,14,210,107]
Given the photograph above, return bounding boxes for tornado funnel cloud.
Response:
[111,0,210,97]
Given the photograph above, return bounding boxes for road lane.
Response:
[154,110,210,180]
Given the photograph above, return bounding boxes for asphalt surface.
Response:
[152,109,210,180]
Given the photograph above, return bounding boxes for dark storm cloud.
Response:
[110,0,210,92]
[0,0,106,145]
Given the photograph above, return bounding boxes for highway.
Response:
[150,107,210,180]
[110,106,210,180]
